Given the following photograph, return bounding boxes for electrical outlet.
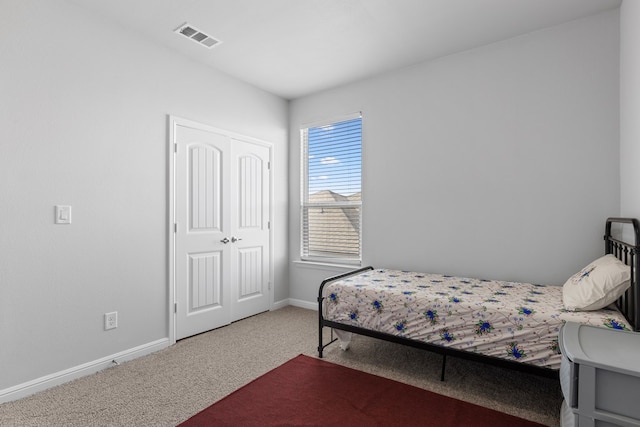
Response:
[105,312,118,330]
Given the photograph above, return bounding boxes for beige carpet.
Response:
[0,306,562,426]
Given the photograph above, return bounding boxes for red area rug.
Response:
[178,354,546,426]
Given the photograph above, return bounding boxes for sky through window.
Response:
[307,117,362,197]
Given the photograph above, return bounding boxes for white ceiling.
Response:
[68,0,622,100]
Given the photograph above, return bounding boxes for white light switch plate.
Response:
[55,205,72,224]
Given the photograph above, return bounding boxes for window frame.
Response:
[300,113,363,265]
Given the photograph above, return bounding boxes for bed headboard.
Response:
[605,217,640,332]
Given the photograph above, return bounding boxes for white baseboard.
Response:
[272,298,316,311]
[0,338,170,404]
[287,298,317,311]
[271,298,290,311]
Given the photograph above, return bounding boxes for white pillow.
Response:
[562,254,631,311]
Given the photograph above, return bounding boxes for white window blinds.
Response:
[301,114,362,263]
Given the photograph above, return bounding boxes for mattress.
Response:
[323,269,630,370]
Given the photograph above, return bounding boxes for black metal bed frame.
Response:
[605,217,640,332]
[318,217,640,381]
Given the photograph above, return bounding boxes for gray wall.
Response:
[621,1,640,218]
[0,0,288,393]
[289,10,621,305]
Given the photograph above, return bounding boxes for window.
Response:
[301,114,362,264]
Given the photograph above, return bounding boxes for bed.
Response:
[318,217,640,380]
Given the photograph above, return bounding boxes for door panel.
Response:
[238,155,262,228]
[189,252,222,310]
[189,145,221,231]
[238,247,263,299]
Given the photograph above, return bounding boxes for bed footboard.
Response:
[318,266,373,358]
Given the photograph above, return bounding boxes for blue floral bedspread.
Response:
[323,269,630,370]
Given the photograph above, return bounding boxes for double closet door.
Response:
[174,120,271,340]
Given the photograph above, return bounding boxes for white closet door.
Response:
[175,124,232,340]
[230,139,271,322]
[173,121,271,340]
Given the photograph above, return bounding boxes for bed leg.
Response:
[318,295,324,358]
[440,354,447,381]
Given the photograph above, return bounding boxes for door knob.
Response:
[231,237,242,243]
[220,237,230,244]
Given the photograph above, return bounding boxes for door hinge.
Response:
[174,302,177,313]
[174,223,177,233]
[174,144,178,153]
[268,161,271,170]
[267,221,270,229]
[268,281,271,290]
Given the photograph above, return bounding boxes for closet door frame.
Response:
[167,115,274,344]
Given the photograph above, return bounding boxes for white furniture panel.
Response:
[559,322,640,427]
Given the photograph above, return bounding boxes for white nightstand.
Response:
[559,322,640,427]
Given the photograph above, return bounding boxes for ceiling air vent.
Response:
[174,23,221,49]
